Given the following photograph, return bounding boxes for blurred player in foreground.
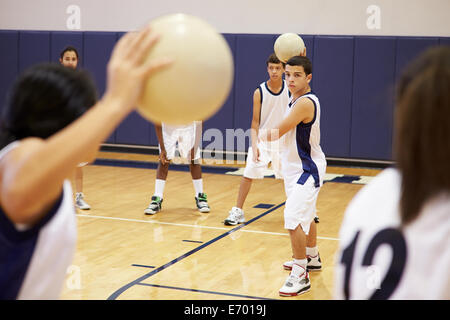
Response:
[0,25,171,299]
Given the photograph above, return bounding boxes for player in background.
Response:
[59,46,91,210]
[144,121,210,215]
[224,53,289,226]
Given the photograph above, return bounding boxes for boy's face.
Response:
[60,51,78,69]
[267,62,284,81]
[285,64,311,95]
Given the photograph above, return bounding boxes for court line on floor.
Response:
[107,202,286,300]
[76,213,340,241]
[136,283,274,300]
[93,158,375,184]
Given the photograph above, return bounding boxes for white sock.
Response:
[292,258,308,277]
[154,179,166,198]
[192,179,203,195]
[306,246,318,257]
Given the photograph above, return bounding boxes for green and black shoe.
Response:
[195,193,210,213]
[144,196,163,215]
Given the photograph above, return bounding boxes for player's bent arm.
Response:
[250,89,262,149]
[263,97,314,141]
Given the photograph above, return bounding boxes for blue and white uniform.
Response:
[281,91,326,233]
[0,141,77,299]
[244,80,290,179]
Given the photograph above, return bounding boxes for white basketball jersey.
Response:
[257,81,290,151]
[258,80,290,130]
[0,141,77,299]
[335,168,450,300]
[281,92,326,187]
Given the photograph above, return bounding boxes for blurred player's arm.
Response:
[262,97,314,141]
[250,88,262,161]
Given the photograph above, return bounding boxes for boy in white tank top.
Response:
[261,55,326,297]
[224,53,289,226]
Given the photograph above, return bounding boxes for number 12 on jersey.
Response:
[339,228,407,300]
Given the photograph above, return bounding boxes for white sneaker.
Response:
[224,207,245,226]
[279,267,311,297]
[75,192,91,210]
[283,254,322,272]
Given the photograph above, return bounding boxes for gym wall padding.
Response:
[0,29,448,161]
[312,36,354,158]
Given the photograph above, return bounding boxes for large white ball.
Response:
[274,33,305,63]
[137,13,234,125]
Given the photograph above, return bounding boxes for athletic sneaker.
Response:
[195,193,210,213]
[75,192,90,210]
[224,207,245,226]
[283,253,322,272]
[279,266,311,297]
[144,196,163,215]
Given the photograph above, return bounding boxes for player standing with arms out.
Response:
[334,47,450,300]
[262,55,326,296]
[224,53,289,226]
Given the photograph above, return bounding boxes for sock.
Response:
[292,258,308,277]
[192,179,203,196]
[306,246,319,257]
[154,179,166,198]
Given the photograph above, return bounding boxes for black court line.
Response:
[131,264,156,269]
[182,239,204,244]
[107,202,285,300]
[136,283,275,300]
[93,158,239,175]
[93,158,371,184]
[253,203,275,209]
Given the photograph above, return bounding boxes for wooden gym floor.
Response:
[60,150,382,300]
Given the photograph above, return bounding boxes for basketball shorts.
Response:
[243,145,282,179]
[283,174,320,233]
[161,124,201,161]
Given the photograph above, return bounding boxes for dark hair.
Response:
[394,46,450,226]
[60,46,79,59]
[267,53,283,66]
[286,55,312,75]
[0,63,97,148]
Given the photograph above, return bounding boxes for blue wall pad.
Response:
[1,30,449,161]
